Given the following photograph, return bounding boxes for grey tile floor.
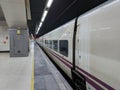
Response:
[34,43,73,90]
[0,41,34,90]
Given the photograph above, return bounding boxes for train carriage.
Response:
[37,1,120,90]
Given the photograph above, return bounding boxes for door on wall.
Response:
[10,29,29,57]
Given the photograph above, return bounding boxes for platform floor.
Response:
[34,43,73,90]
[0,42,72,90]
[0,41,34,90]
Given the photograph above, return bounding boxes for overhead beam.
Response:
[0,0,27,28]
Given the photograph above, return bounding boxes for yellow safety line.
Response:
[31,56,34,90]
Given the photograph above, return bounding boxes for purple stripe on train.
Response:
[48,49,115,90]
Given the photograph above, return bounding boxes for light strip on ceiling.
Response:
[47,0,53,8]
[41,10,48,22]
[38,22,42,28]
[36,0,53,34]
[38,22,42,30]
[36,22,42,34]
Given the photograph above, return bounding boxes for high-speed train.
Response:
[37,1,120,90]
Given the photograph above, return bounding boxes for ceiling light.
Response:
[36,22,42,34]
[36,29,39,34]
[36,0,54,35]
[38,22,42,28]
[41,10,48,22]
[47,0,53,8]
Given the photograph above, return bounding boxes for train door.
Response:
[72,19,87,90]
[75,24,81,66]
[76,19,91,90]
[77,19,90,71]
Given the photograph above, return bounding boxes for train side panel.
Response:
[38,20,75,78]
[37,1,120,89]
[76,1,120,89]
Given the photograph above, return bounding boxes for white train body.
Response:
[0,26,9,51]
[37,1,120,90]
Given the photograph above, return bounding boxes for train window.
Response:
[47,40,50,48]
[46,40,52,48]
[45,40,48,47]
[45,40,47,45]
[59,40,68,57]
[53,40,58,51]
[49,40,52,49]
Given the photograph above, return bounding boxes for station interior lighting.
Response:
[41,10,48,22]
[47,0,53,8]
[36,0,53,34]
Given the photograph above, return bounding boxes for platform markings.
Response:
[30,42,34,90]
[31,56,34,90]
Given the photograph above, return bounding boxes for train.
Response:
[36,0,120,90]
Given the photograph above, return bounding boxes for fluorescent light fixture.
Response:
[36,23,42,34]
[36,29,39,34]
[41,10,48,22]
[36,0,54,35]
[47,0,53,8]
[38,22,42,28]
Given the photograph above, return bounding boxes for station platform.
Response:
[0,41,34,90]
[34,43,73,90]
[0,41,72,90]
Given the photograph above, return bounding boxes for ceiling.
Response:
[0,0,27,28]
[28,0,108,37]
